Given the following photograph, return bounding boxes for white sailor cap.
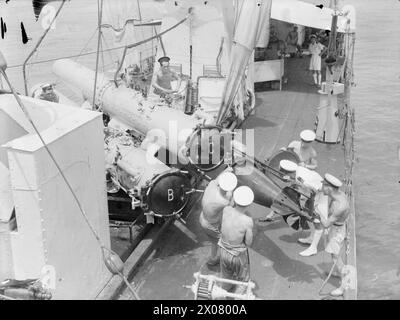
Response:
[279,160,298,172]
[300,130,316,142]
[324,173,342,188]
[217,171,238,192]
[233,186,254,207]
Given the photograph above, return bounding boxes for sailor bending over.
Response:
[313,173,350,297]
[200,170,237,266]
[219,186,254,295]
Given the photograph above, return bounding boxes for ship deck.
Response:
[116,56,352,300]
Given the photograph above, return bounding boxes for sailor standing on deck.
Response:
[200,170,238,266]
[313,174,350,297]
[219,186,254,294]
[287,130,318,170]
[308,34,326,88]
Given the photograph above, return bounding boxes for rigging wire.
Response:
[92,0,104,108]
[75,27,100,63]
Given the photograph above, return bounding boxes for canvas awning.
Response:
[271,0,356,32]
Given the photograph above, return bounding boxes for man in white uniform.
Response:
[308,34,326,87]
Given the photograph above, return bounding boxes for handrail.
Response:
[113,11,192,87]
[22,0,66,96]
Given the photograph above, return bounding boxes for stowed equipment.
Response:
[0,279,52,300]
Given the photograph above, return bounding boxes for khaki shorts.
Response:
[325,224,346,255]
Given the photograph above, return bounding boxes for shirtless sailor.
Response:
[200,170,237,266]
[219,186,254,294]
[152,56,182,97]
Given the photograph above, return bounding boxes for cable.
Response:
[113,12,192,86]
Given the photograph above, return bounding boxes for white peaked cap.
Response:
[324,173,343,188]
[300,130,316,142]
[233,186,254,207]
[280,160,298,172]
[217,171,238,192]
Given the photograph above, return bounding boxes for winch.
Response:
[185,272,258,300]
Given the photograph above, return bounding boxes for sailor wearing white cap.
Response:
[280,159,298,180]
[287,130,318,170]
[314,173,350,296]
[218,186,254,293]
[200,170,238,266]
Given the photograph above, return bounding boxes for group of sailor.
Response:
[199,129,350,298]
[199,168,254,295]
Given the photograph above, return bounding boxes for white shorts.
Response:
[325,224,346,255]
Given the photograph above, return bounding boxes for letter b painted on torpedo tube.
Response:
[167,189,174,201]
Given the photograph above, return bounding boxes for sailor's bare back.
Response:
[220,206,253,247]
